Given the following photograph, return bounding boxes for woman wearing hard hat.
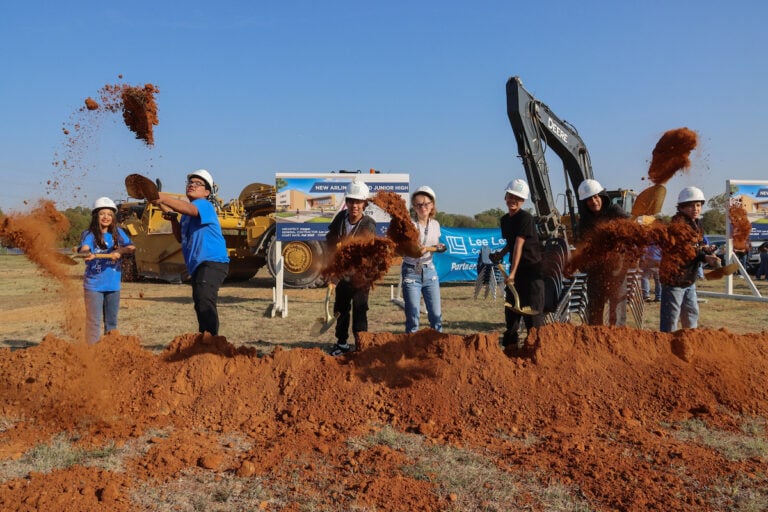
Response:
[77,197,135,344]
[401,185,446,333]
[659,187,720,332]
[151,169,230,336]
[576,179,631,326]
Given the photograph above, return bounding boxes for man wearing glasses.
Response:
[152,169,229,336]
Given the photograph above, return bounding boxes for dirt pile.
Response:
[1,325,767,510]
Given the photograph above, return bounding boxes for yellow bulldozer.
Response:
[118,180,328,288]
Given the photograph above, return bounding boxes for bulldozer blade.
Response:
[631,184,666,217]
[704,262,740,280]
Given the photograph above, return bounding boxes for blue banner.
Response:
[433,227,507,282]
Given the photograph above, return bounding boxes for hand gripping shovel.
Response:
[310,284,339,336]
[496,264,540,316]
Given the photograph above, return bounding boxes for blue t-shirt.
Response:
[180,198,229,275]
[80,228,132,292]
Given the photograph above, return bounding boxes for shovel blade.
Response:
[310,313,338,336]
[125,174,160,201]
[632,184,666,217]
[704,262,739,280]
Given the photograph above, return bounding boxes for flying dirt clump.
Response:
[369,190,422,258]
[728,202,751,252]
[322,235,395,289]
[648,127,698,185]
[50,78,160,203]
[0,200,85,340]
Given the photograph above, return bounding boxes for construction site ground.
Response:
[1,254,768,511]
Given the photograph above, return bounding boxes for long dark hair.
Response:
[88,209,121,250]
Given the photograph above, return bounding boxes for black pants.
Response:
[334,280,369,345]
[191,261,229,336]
[503,270,544,346]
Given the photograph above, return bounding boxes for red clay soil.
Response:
[728,203,751,252]
[370,190,422,258]
[322,235,395,289]
[647,127,698,185]
[2,326,768,511]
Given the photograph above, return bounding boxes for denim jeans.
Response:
[402,262,442,333]
[84,289,120,344]
[660,283,699,333]
[641,267,661,300]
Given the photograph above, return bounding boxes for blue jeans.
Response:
[402,262,442,333]
[84,289,121,344]
[660,283,699,333]
[641,267,661,300]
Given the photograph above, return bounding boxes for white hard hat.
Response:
[345,179,370,201]
[504,179,529,200]
[412,185,436,203]
[677,186,705,204]
[578,179,604,201]
[93,196,117,212]
[187,169,214,190]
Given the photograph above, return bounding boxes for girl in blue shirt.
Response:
[77,197,135,344]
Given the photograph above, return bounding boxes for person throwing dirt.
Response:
[151,170,229,336]
[490,179,545,350]
[325,179,377,356]
[577,179,630,326]
[659,187,720,332]
[401,185,446,333]
[77,197,135,344]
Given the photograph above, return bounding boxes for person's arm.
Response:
[152,192,199,217]
[506,236,525,283]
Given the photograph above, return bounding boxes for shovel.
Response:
[125,173,160,201]
[496,264,540,316]
[310,284,339,336]
[631,184,666,217]
[704,262,739,280]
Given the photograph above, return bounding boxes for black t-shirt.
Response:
[500,210,542,269]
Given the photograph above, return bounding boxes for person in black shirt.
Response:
[490,179,545,349]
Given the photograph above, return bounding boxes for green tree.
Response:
[474,208,505,228]
[62,206,92,248]
[701,209,725,234]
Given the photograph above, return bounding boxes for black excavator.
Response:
[503,76,643,326]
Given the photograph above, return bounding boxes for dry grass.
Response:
[1,254,767,352]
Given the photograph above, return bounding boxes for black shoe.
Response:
[329,343,352,356]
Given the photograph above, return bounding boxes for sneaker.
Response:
[329,343,352,356]
[643,297,653,303]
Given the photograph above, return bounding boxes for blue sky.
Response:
[1,0,766,216]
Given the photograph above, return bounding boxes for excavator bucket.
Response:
[631,184,666,217]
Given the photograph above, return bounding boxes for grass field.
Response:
[1,254,766,351]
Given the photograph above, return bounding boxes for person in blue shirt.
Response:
[77,197,135,344]
[152,169,230,336]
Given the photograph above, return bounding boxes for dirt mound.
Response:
[1,325,767,510]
